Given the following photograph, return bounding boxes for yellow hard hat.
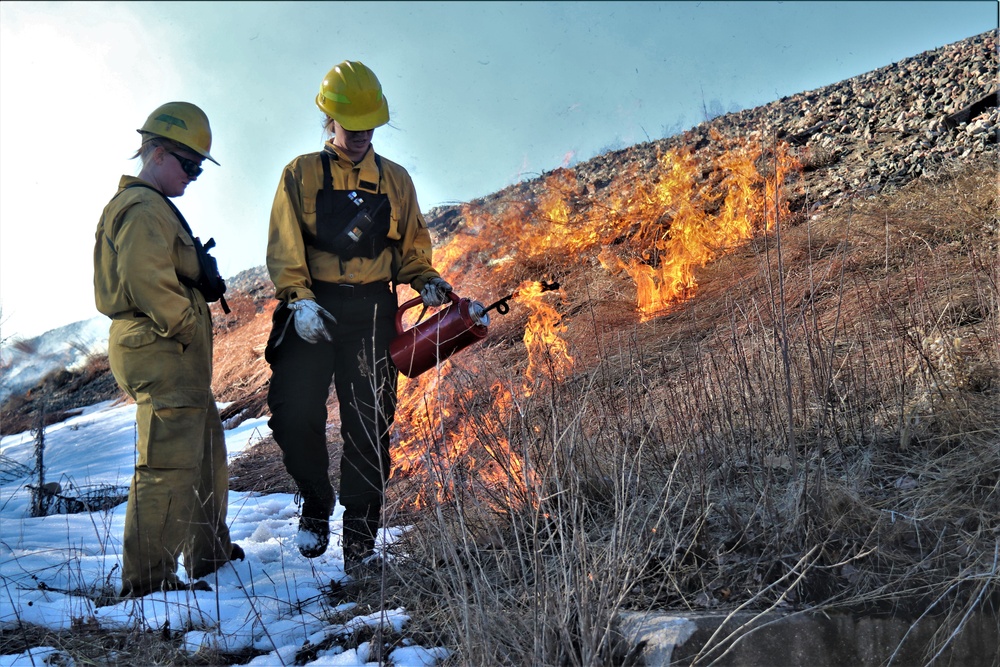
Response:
[315,61,389,131]
[137,101,219,165]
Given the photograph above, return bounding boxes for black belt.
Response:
[314,281,390,299]
[111,310,148,320]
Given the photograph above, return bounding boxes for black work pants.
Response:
[266,281,398,544]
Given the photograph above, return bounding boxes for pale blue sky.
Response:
[1,1,995,340]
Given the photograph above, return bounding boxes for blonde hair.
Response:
[322,114,336,137]
[131,134,184,165]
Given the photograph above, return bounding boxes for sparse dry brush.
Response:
[210,293,276,425]
[362,153,999,666]
[0,621,267,666]
[0,353,120,437]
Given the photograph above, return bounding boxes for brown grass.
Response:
[360,153,999,665]
[0,622,267,665]
[0,355,121,436]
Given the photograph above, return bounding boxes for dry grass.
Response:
[0,354,121,436]
[222,151,998,666]
[211,294,276,426]
[0,622,268,665]
[364,153,999,666]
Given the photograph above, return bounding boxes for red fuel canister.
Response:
[390,292,489,378]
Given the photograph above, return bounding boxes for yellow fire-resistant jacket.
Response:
[93,176,203,346]
[267,141,441,303]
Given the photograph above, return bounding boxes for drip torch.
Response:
[389,280,560,378]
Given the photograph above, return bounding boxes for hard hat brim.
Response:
[135,129,221,166]
[315,94,390,131]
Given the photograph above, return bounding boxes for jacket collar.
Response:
[118,175,161,193]
[323,141,380,193]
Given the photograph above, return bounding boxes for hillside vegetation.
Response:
[223,33,1000,665]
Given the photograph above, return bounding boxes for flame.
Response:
[390,134,800,509]
[391,282,567,508]
[517,281,574,386]
[596,135,799,320]
[391,362,537,509]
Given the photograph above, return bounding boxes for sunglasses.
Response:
[169,152,204,178]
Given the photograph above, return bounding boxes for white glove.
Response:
[420,277,453,307]
[289,299,337,344]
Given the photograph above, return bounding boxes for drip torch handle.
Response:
[395,291,460,336]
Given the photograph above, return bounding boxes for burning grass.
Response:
[224,142,996,665]
[368,151,999,665]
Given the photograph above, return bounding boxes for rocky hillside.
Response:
[424,29,996,234]
[196,30,998,300]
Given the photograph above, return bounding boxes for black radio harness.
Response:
[122,183,231,314]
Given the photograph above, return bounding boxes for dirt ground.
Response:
[0,356,123,437]
[226,430,345,497]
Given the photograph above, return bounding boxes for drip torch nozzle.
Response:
[539,280,560,293]
[484,279,562,316]
[484,294,513,315]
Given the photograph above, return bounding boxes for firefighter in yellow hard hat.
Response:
[265,61,453,564]
[93,101,243,597]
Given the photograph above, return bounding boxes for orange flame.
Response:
[517,281,574,386]
[596,136,798,320]
[390,134,800,508]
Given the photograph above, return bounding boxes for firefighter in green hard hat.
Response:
[93,101,243,597]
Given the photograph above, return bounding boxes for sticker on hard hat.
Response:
[154,114,188,130]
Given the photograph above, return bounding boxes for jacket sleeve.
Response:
[266,162,316,303]
[114,201,199,345]
[391,169,441,292]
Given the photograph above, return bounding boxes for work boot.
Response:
[343,537,375,564]
[296,496,331,558]
[120,578,212,598]
[190,543,247,580]
[342,512,377,569]
[342,535,378,577]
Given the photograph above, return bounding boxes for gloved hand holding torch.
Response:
[420,277,453,307]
